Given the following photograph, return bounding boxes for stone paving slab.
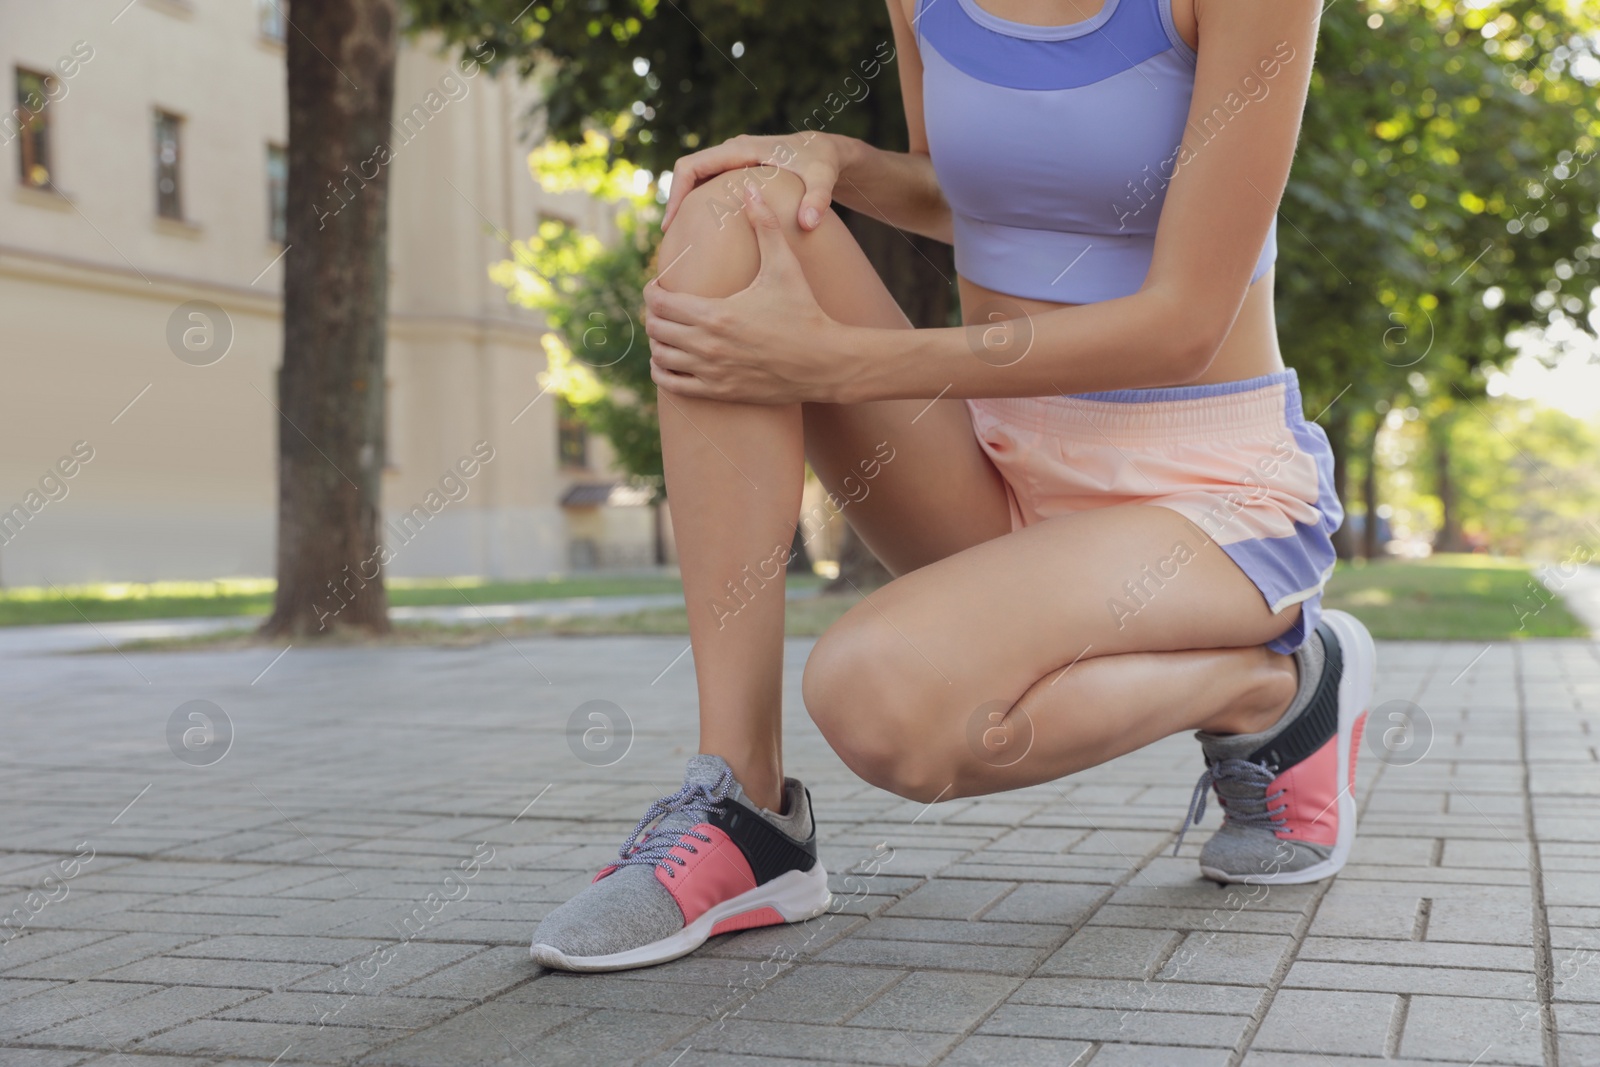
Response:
[1,632,1595,1065]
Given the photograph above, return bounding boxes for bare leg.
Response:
[804,505,1305,802]
[991,643,1298,784]
[658,397,798,813]
[655,230,798,812]
[654,168,1001,810]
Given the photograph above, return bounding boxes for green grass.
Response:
[0,574,696,627]
[63,553,1583,650]
[1322,553,1585,640]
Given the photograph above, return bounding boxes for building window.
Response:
[154,110,183,219]
[267,144,287,242]
[557,398,589,469]
[14,69,56,189]
[258,0,288,43]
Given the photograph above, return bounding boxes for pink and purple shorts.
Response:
[966,369,1342,654]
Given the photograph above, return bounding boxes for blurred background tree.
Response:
[1285,0,1600,557]
[265,0,399,637]
[407,0,1600,570]
[407,0,932,584]
[1379,395,1600,557]
[491,131,664,483]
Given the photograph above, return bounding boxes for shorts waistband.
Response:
[969,369,1301,443]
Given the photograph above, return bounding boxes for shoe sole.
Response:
[529,863,832,972]
[1202,609,1375,886]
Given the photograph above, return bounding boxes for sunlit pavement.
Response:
[2,632,1595,1066]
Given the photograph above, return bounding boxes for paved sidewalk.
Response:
[1,633,1596,1066]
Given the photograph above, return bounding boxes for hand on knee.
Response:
[661,165,810,269]
[672,165,810,240]
[655,167,811,300]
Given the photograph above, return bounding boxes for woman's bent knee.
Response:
[676,165,807,236]
[802,616,960,803]
[667,165,808,251]
[658,167,810,292]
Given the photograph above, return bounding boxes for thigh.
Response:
[809,502,1299,726]
[802,398,1013,576]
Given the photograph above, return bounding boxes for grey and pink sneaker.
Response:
[1177,609,1376,885]
[530,754,831,972]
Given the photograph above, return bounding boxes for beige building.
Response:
[0,0,659,588]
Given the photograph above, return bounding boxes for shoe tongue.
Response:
[637,755,743,844]
[1198,731,1265,764]
[1198,746,1273,809]
[608,756,750,877]
[1213,776,1267,804]
[684,753,742,798]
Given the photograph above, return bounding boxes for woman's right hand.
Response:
[660,132,850,233]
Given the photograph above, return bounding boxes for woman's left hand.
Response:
[644,180,852,405]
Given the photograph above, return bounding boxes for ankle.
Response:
[1201,651,1298,736]
[705,750,784,811]
[744,777,787,813]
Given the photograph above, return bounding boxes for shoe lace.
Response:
[1172,758,1286,855]
[612,768,735,879]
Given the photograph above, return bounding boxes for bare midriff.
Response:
[957,267,1286,389]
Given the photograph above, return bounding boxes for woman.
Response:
[531,0,1375,973]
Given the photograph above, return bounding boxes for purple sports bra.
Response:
[916,0,1278,303]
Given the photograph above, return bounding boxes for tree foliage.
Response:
[405,0,906,162]
[490,130,665,486]
[1284,0,1599,551]
[1381,396,1600,557]
[1288,0,1599,387]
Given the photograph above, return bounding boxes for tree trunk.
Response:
[824,207,954,592]
[1431,410,1467,553]
[786,524,813,575]
[1361,411,1382,560]
[826,525,892,592]
[262,0,398,637]
[1326,406,1356,561]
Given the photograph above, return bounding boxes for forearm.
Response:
[835,285,1230,403]
[826,135,952,244]
[818,135,1219,397]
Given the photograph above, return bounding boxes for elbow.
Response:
[921,189,954,245]
[1167,330,1225,384]
[1150,292,1233,385]
[911,153,954,244]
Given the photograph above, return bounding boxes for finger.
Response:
[797,169,836,231]
[650,353,715,399]
[662,142,764,230]
[644,277,721,326]
[644,312,702,354]
[663,155,719,231]
[651,362,712,399]
[663,151,732,231]
[741,179,804,285]
[648,341,702,378]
